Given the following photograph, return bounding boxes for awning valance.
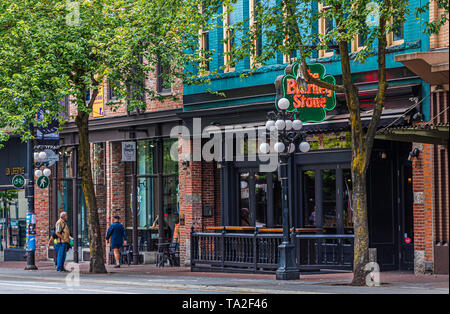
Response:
[376,123,449,145]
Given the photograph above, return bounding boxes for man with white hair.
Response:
[55,212,73,272]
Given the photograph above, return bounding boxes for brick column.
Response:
[91,143,108,261]
[35,180,50,261]
[105,141,126,263]
[412,142,434,274]
[178,138,203,266]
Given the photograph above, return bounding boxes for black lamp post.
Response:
[24,139,37,270]
[260,97,310,280]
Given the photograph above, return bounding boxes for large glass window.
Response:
[343,169,353,229]
[0,190,27,250]
[300,167,352,234]
[136,138,179,241]
[322,169,337,229]
[255,173,267,227]
[138,140,155,175]
[163,138,178,174]
[163,175,179,238]
[137,177,155,228]
[137,140,155,228]
[239,172,251,226]
[302,170,316,227]
[238,169,280,228]
[57,146,93,249]
[318,3,336,58]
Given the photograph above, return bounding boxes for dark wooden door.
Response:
[399,162,414,270]
[367,152,399,271]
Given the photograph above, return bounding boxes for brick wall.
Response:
[35,183,50,261]
[67,74,183,121]
[104,141,127,262]
[412,142,434,266]
[430,0,449,50]
[178,138,202,266]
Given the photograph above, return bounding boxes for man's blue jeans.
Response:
[56,243,68,271]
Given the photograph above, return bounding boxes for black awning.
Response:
[375,123,449,145]
[302,107,412,134]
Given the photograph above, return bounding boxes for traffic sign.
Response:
[12,175,26,189]
[36,175,50,189]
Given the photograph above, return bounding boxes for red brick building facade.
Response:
[396,3,449,274]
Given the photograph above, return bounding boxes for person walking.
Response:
[106,215,128,268]
[55,212,72,272]
[47,231,59,268]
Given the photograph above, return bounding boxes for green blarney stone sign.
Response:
[275,63,336,122]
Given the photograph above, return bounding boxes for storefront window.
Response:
[343,169,353,229]
[137,177,155,228]
[255,173,267,227]
[302,170,316,227]
[322,169,337,228]
[238,170,277,228]
[136,138,179,240]
[163,175,179,239]
[300,167,353,233]
[239,172,250,226]
[0,190,27,250]
[138,140,155,175]
[163,138,178,174]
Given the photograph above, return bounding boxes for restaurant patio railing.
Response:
[190,227,354,273]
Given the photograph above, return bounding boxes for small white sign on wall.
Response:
[122,141,136,162]
[414,192,425,204]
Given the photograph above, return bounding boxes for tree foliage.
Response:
[0,0,216,272]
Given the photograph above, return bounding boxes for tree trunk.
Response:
[75,110,107,274]
[337,40,372,286]
[350,169,370,285]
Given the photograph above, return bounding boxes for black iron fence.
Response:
[190,228,354,273]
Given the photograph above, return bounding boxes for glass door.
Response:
[238,169,276,228]
[299,166,352,234]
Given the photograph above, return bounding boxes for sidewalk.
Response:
[0,260,448,289]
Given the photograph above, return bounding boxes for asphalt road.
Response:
[0,268,447,294]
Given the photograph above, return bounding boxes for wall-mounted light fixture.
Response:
[378,151,387,159]
[408,148,420,161]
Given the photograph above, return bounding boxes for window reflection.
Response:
[343,169,353,229]
[255,173,267,227]
[302,171,316,227]
[322,169,336,229]
[239,170,273,227]
[239,172,250,226]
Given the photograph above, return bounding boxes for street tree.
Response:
[213,0,448,285]
[0,0,214,273]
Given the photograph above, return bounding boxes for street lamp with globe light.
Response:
[260,97,310,280]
